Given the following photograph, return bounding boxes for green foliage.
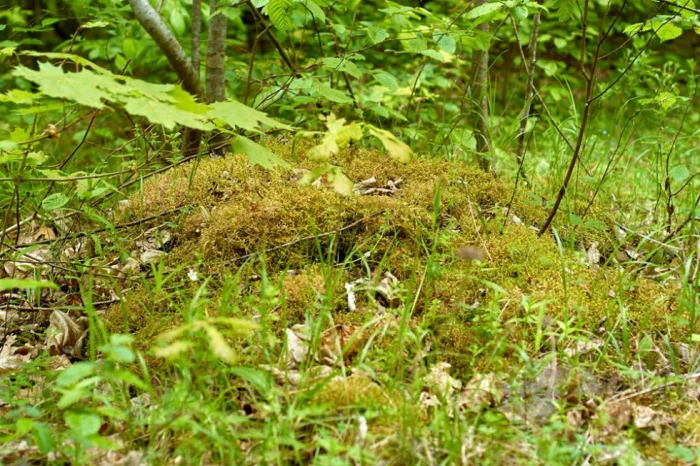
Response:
[6,53,291,168]
[0,0,698,462]
[266,0,294,33]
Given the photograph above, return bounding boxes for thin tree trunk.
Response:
[192,0,202,73]
[127,0,203,156]
[516,3,541,168]
[473,0,492,172]
[206,0,228,155]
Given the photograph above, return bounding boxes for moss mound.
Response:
[105,141,683,376]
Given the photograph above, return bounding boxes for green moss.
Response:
[110,140,681,379]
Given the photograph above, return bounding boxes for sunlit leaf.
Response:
[656,22,682,42]
[329,168,354,196]
[0,279,58,292]
[313,81,353,103]
[14,62,110,109]
[42,193,70,211]
[64,412,101,437]
[205,325,237,363]
[231,135,291,169]
[153,341,193,359]
[209,100,292,133]
[466,2,503,19]
[368,126,413,163]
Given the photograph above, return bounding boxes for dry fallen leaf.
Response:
[46,310,89,357]
[458,373,503,409]
[286,325,310,369]
[139,249,166,265]
[0,335,33,376]
[319,323,366,366]
[424,362,461,396]
[598,400,634,435]
[261,364,333,387]
[353,177,403,196]
[563,338,602,357]
[376,272,401,308]
[584,242,601,266]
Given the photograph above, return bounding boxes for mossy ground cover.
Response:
[82,142,699,464]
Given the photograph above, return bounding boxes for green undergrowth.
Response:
[108,141,681,364]
[95,141,695,463]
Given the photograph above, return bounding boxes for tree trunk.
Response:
[473,0,492,172]
[192,0,202,73]
[127,0,203,156]
[206,0,228,155]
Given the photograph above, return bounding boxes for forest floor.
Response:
[2,141,699,464]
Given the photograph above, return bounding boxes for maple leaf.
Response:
[14,62,111,109]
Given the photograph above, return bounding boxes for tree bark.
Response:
[473,0,492,172]
[206,0,228,155]
[192,0,202,73]
[127,0,203,156]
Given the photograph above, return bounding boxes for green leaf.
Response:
[267,0,294,33]
[123,97,212,130]
[300,165,333,184]
[0,279,58,292]
[32,422,55,454]
[57,388,90,410]
[433,32,456,54]
[512,5,528,21]
[109,370,148,391]
[328,167,353,196]
[461,29,493,51]
[466,2,503,19]
[305,0,326,23]
[214,317,259,331]
[313,81,353,103]
[56,362,97,387]
[307,114,363,160]
[15,418,33,437]
[169,8,186,36]
[367,26,389,44]
[0,89,36,105]
[14,62,110,109]
[64,412,102,437]
[669,165,689,181]
[656,22,682,42]
[568,212,583,226]
[81,21,109,29]
[230,367,274,395]
[42,193,70,211]
[205,325,237,363]
[374,71,399,90]
[551,0,577,21]
[153,341,193,359]
[404,37,427,53]
[420,49,451,62]
[101,344,135,364]
[340,60,363,78]
[209,100,291,133]
[20,51,110,73]
[230,136,291,169]
[0,140,19,153]
[671,0,696,19]
[367,126,413,163]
